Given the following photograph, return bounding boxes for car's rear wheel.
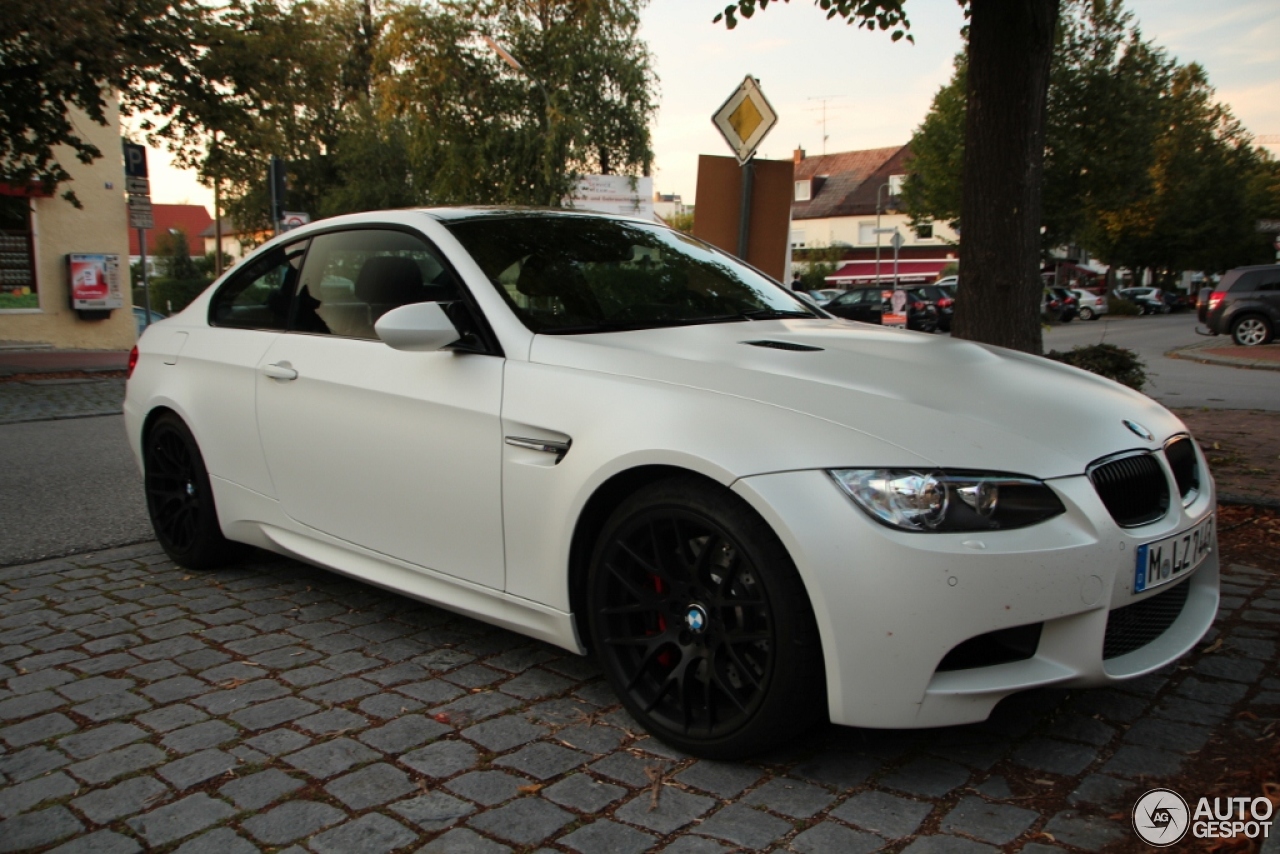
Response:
[144,413,240,569]
[1231,314,1273,347]
[587,477,825,759]
[1079,306,1094,321]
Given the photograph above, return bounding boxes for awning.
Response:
[826,259,952,284]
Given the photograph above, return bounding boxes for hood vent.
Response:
[741,340,824,352]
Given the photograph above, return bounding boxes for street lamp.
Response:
[484,36,558,207]
[874,181,895,285]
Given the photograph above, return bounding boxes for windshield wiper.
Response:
[739,308,817,320]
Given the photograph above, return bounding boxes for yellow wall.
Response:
[0,101,135,349]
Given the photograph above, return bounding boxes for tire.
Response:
[144,413,241,569]
[1079,306,1094,321]
[1231,314,1273,347]
[587,477,825,759]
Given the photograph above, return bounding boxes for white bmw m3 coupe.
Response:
[125,208,1218,758]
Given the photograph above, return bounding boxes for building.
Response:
[0,102,134,349]
[653,192,690,224]
[199,219,255,266]
[790,145,958,286]
[129,203,213,276]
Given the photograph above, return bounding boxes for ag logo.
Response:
[1133,788,1190,846]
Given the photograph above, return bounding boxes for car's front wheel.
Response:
[144,413,240,569]
[587,477,825,759]
[1079,306,1094,321]
[1231,314,1273,347]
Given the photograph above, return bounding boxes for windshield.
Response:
[442,214,817,333]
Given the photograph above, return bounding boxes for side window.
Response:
[295,229,459,339]
[209,240,309,330]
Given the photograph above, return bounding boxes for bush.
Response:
[1045,343,1147,390]
[1107,295,1141,316]
[132,277,210,315]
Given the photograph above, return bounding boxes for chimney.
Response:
[793,147,805,165]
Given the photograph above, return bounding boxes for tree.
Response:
[718,0,1061,354]
[0,0,208,204]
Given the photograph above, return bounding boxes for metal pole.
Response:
[214,179,223,277]
[892,230,900,289]
[139,228,152,328]
[737,159,754,260]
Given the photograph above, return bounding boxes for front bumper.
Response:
[733,465,1218,729]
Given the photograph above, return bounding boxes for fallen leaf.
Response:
[1202,637,1224,654]
[433,713,451,724]
[518,784,543,794]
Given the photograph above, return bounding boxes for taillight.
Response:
[938,297,954,309]
[127,345,139,379]
[1064,296,1077,305]
[1207,290,1225,312]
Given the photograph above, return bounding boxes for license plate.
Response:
[1134,513,1215,593]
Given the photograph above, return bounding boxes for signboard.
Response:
[712,75,778,165]
[123,142,149,178]
[127,195,154,229]
[566,175,654,219]
[67,254,124,310]
[125,177,150,196]
[1257,219,1280,233]
[280,212,311,232]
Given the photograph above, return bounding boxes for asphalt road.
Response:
[1042,311,1280,411]
[0,414,152,567]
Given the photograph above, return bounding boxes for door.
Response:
[255,227,506,589]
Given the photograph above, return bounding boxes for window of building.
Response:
[794,180,811,202]
[0,196,38,310]
[858,222,877,244]
[790,231,807,249]
[915,223,934,240]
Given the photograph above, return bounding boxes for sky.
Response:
[146,0,1280,211]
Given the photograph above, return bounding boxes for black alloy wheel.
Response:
[144,413,239,569]
[588,478,825,759]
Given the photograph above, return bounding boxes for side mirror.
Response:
[375,302,460,352]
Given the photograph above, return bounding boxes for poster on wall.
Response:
[67,254,124,310]
[566,175,654,219]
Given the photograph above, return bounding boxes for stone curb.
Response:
[1166,340,1280,371]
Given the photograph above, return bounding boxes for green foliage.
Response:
[937,261,959,279]
[1044,343,1146,390]
[904,0,1278,277]
[1106,294,1141,316]
[133,278,209,316]
[152,228,199,280]
[793,244,846,290]
[666,211,695,234]
[0,0,207,205]
[714,0,914,43]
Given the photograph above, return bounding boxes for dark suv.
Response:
[1199,264,1280,346]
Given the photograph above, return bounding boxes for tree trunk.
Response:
[951,0,1060,355]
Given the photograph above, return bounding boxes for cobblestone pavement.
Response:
[0,378,126,426]
[1,544,1276,853]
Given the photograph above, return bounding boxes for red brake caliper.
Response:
[650,576,674,667]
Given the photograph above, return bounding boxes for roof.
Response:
[792,145,911,221]
[129,204,212,256]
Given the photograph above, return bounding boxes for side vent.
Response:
[741,340,824,352]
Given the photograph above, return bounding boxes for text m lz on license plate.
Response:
[1134,513,1214,594]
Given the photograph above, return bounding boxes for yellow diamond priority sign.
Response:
[712,75,778,165]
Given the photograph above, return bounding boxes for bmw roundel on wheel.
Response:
[124,208,1219,759]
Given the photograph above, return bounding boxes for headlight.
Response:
[829,469,1065,532]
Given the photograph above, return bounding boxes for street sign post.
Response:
[711,76,779,259]
[122,142,154,327]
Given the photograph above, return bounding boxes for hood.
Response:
[527,318,1185,478]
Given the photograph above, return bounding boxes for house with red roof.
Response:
[790,145,958,285]
[128,204,214,274]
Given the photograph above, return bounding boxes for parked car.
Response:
[824,286,939,332]
[1115,287,1168,315]
[1198,263,1280,346]
[125,207,1218,758]
[1071,289,1107,321]
[807,288,843,306]
[914,284,955,331]
[934,275,958,289]
[1162,291,1193,313]
[133,306,166,336]
[1042,287,1077,323]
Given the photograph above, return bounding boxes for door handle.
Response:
[262,362,298,381]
